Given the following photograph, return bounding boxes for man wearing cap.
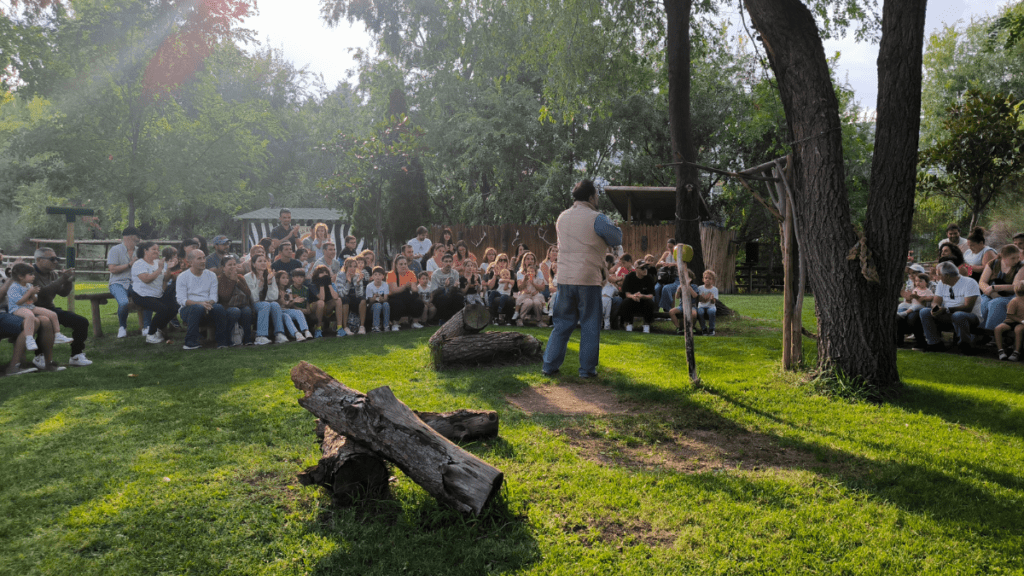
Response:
[206,235,231,273]
[107,226,140,339]
[542,180,622,378]
[34,248,92,366]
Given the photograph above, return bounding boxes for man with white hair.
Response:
[917,261,982,354]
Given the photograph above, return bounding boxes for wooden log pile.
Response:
[292,362,503,515]
[428,304,543,369]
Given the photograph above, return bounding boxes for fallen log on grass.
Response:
[432,331,543,369]
[291,362,504,516]
[428,303,491,347]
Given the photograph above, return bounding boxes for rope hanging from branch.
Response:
[847,235,881,283]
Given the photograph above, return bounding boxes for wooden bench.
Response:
[74,292,147,338]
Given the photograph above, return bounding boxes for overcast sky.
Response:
[243,0,1007,108]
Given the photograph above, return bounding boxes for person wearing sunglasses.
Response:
[33,248,92,366]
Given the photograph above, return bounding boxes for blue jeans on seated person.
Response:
[281,308,309,334]
[980,295,1013,331]
[252,301,284,336]
[371,302,390,329]
[180,303,230,348]
[658,280,680,312]
[225,305,253,344]
[919,307,979,346]
[542,284,603,377]
[697,306,716,332]
[109,284,131,329]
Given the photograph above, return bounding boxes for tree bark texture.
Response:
[291,362,504,516]
[299,410,500,505]
[744,0,928,392]
[433,331,543,369]
[665,0,706,276]
[428,304,491,348]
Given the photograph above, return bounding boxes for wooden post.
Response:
[46,207,95,314]
[676,244,699,384]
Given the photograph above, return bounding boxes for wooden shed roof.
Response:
[603,186,676,222]
[234,208,343,221]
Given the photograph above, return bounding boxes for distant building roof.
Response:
[234,208,344,221]
[603,186,676,222]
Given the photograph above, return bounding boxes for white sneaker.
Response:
[304,330,314,339]
[391,324,400,332]
[357,326,366,335]
[604,319,611,330]
[54,333,74,344]
[254,336,271,345]
[344,327,354,336]
[25,335,38,351]
[33,355,46,370]
[625,325,633,332]
[117,326,127,338]
[412,322,424,329]
[294,331,306,342]
[145,333,165,344]
[274,333,289,344]
[68,353,92,366]
[643,325,650,333]
[512,311,520,320]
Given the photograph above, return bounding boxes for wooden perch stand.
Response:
[291,362,503,516]
[428,304,543,369]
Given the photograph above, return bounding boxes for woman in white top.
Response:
[963,227,997,282]
[131,242,176,344]
[243,254,287,345]
[303,222,330,262]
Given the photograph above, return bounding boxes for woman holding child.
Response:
[217,255,254,345]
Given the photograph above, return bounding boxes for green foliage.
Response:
[809,365,886,403]
[918,90,1024,228]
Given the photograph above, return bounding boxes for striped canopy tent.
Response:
[233,208,360,254]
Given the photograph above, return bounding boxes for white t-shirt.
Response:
[601,282,617,300]
[697,285,718,308]
[938,237,969,252]
[408,237,432,258]
[962,246,995,268]
[366,281,389,300]
[934,276,982,319]
[131,259,165,298]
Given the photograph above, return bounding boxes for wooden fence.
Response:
[431,222,742,293]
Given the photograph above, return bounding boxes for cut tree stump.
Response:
[429,304,491,348]
[432,331,543,369]
[291,362,504,516]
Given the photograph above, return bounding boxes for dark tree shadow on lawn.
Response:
[518,368,1024,545]
[894,373,1024,440]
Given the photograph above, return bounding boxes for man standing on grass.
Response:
[176,250,230,350]
[33,248,92,366]
[542,180,622,378]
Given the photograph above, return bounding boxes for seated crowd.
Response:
[897,223,1024,361]
[0,209,725,369]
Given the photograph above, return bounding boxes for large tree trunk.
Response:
[743,0,928,393]
[664,0,706,276]
[291,362,504,515]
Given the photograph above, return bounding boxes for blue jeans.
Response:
[179,303,230,348]
[981,295,1014,330]
[919,307,979,346]
[109,283,131,329]
[658,280,680,312]
[371,302,390,329]
[488,291,512,318]
[225,305,253,344]
[281,308,309,334]
[697,306,716,332]
[542,284,603,377]
[253,301,284,336]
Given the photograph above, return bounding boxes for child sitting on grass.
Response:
[6,263,63,351]
[995,281,1024,362]
[898,273,934,319]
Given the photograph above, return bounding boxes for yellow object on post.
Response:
[673,243,694,264]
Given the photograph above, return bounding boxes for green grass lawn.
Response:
[1,286,1022,575]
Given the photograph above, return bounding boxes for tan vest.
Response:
[555,201,608,286]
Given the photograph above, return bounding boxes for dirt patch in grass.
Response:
[561,427,824,474]
[563,516,676,548]
[506,384,658,415]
